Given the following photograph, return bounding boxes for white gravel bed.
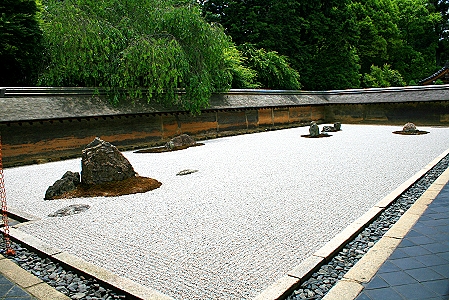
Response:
[4,124,449,299]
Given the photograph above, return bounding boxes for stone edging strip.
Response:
[0,253,70,300]
[254,147,449,300]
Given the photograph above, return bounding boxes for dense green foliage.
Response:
[362,64,406,88]
[0,0,42,86]
[38,0,234,113]
[429,0,449,66]
[238,44,301,90]
[201,0,361,89]
[351,0,440,84]
[223,45,260,89]
[3,0,302,111]
[201,0,447,89]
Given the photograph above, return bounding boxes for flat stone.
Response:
[176,169,199,176]
[71,292,86,300]
[253,276,300,300]
[343,236,401,283]
[321,279,363,300]
[288,256,324,279]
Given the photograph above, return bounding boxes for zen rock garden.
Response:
[43,123,427,217]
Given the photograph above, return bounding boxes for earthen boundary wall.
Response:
[1,86,449,167]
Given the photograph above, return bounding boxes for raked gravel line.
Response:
[4,124,449,300]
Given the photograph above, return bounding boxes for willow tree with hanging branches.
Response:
[38,0,234,113]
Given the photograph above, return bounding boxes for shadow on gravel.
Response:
[392,130,429,135]
[300,134,332,138]
[134,143,204,153]
[51,176,162,199]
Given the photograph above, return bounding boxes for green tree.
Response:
[393,0,440,82]
[350,0,440,84]
[362,64,406,88]
[223,44,260,89]
[201,0,360,90]
[238,44,301,90]
[428,0,449,66]
[201,0,307,89]
[201,0,443,90]
[0,0,43,86]
[349,0,401,75]
[39,0,233,113]
[298,1,361,90]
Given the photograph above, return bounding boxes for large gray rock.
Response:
[165,134,196,150]
[44,171,80,200]
[402,122,417,132]
[309,122,320,137]
[81,137,136,185]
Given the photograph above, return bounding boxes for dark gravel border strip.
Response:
[0,237,129,300]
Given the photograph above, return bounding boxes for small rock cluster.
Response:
[393,122,429,135]
[134,134,201,153]
[302,122,341,138]
[402,122,418,132]
[287,153,449,300]
[45,137,137,200]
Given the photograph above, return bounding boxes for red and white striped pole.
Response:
[0,134,15,256]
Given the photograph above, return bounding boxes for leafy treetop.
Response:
[38,0,234,113]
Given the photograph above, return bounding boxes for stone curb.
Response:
[321,160,449,300]
[253,147,449,300]
[0,254,70,300]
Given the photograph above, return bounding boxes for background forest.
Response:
[2,0,449,112]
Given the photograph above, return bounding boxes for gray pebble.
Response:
[71,293,86,300]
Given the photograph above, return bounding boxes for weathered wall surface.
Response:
[1,86,449,167]
[325,101,449,125]
[0,106,324,167]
